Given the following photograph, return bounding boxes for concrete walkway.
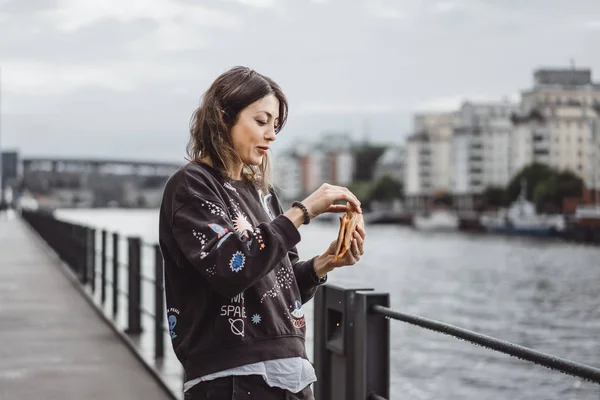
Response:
[0,215,173,400]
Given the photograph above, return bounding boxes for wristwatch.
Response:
[312,261,327,283]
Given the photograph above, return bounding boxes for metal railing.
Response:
[313,285,600,400]
[20,210,171,385]
[21,210,600,400]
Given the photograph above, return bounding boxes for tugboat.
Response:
[480,179,565,236]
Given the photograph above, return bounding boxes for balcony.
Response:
[511,108,545,125]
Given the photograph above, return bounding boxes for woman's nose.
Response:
[265,127,276,140]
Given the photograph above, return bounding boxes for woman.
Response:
[159,66,366,399]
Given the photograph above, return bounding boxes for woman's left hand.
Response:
[314,225,366,277]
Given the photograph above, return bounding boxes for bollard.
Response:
[101,230,107,304]
[154,244,165,359]
[313,285,390,400]
[112,233,120,318]
[126,237,142,335]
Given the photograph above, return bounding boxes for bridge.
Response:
[22,157,183,177]
[9,156,185,208]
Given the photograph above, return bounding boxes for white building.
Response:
[451,101,518,210]
[510,68,600,190]
[405,112,457,210]
[272,151,302,201]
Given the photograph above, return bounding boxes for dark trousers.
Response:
[184,375,315,400]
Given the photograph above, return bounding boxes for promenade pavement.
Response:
[0,214,173,400]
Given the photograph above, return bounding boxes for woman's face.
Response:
[230,94,279,168]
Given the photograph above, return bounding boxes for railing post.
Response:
[89,228,96,293]
[69,223,78,272]
[313,285,328,399]
[126,237,142,334]
[112,233,119,319]
[313,285,380,400]
[80,226,89,285]
[352,291,390,400]
[154,244,165,359]
[101,230,107,304]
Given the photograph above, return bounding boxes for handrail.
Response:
[371,305,600,383]
[313,285,599,400]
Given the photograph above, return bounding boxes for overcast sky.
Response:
[1,0,599,163]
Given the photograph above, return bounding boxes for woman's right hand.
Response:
[301,183,362,219]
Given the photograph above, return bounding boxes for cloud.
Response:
[413,93,520,113]
[1,0,600,161]
[582,20,600,30]
[295,102,407,115]
[364,0,413,20]
[43,0,240,32]
[431,1,460,14]
[228,0,277,8]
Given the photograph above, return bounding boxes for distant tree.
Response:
[507,163,555,202]
[369,175,403,202]
[352,145,387,181]
[533,170,584,212]
[482,186,508,208]
[347,181,373,204]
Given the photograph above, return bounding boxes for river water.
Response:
[54,208,600,400]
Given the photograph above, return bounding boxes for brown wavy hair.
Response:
[187,66,288,191]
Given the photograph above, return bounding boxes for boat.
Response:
[412,208,459,231]
[480,179,565,236]
[575,204,600,221]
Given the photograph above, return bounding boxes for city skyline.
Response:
[1,1,600,162]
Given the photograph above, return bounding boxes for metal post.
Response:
[101,230,107,304]
[89,228,96,293]
[126,237,142,334]
[154,244,165,359]
[352,291,390,400]
[314,285,383,400]
[112,232,119,318]
[313,285,329,399]
[81,226,89,285]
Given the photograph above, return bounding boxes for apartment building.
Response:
[273,133,356,201]
[510,68,600,190]
[405,112,457,210]
[451,101,518,210]
[272,151,303,201]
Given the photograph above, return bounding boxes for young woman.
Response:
[159,66,366,399]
